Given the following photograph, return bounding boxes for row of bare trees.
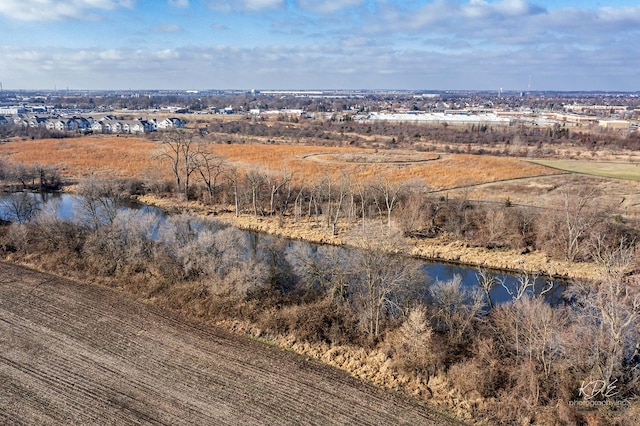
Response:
[0,159,61,192]
[152,136,637,265]
[154,130,408,232]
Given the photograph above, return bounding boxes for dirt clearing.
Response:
[0,262,452,425]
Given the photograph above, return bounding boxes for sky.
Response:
[0,0,639,91]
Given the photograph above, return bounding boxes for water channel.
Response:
[0,192,568,305]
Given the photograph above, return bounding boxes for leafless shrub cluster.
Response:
[144,130,640,268]
[0,161,61,192]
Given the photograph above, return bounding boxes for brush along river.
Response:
[0,191,568,306]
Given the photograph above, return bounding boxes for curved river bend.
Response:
[0,192,567,305]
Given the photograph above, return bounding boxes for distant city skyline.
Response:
[1,1,639,92]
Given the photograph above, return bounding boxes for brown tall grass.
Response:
[0,136,160,179]
[0,136,560,189]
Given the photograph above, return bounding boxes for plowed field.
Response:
[0,262,453,425]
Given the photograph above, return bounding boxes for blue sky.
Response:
[1,0,639,91]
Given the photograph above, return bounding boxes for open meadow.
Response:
[531,159,640,181]
[0,136,561,189]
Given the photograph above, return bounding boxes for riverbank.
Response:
[3,191,626,424]
[137,194,602,281]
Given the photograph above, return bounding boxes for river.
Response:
[0,191,567,305]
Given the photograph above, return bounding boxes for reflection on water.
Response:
[0,191,567,305]
[0,192,165,222]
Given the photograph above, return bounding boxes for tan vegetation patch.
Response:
[1,137,561,190]
[464,173,640,219]
[0,136,160,179]
[307,151,440,164]
[213,145,560,189]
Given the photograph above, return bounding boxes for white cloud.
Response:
[367,0,640,54]
[594,6,640,25]
[1,2,640,91]
[399,0,544,28]
[1,41,638,91]
[296,0,364,14]
[154,49,181,59]
[168,0,189,7]
[463,0,542,18]
[98,49,124,61]
[0,0,135,21]
[208,0,284,13]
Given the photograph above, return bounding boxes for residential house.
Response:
[157,117,186,130]
[109,121,123,133]
[45,120,65,131]
[64,119,78,131]
[141,119,157,132]
[27,116,48,128]
[126,118,155,133]
[69,116,91,131]
[91,121,104,133]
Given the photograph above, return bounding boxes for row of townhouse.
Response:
[0,115,186,133]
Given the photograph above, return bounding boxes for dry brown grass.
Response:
[0,136,160,179]
[213,144,560,189]
[0,136,560,189]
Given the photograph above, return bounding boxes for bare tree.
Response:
[192,144,225,204]
[33,163,61,191]
[1,192,40,223]
[155,129,197,199]
[265,168,292,216]
[354,176,371,230]
[537,187,604,261]
[329,174,349,235]
[245,169,266,216]
[476,268,497,309]
[308,180,323,225]
[10,162,34,190]
[374,175,404,230]
[498,268,553,302]
[287,243,351,303]
[567,246,640,393]
[388,305,441,390]
[292,176,306,222]
[429,275,486,346]
[491,296,569,407]
[83,209,159,277]
[76,177,126,230]
[224,167,240,217]
[321,174,334,229]
[348,226,424,337]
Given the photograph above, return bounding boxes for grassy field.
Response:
[530,159,640,181]
[0,136,561,190]
[0,136,159,179]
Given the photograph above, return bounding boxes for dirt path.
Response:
[0,262,456,425]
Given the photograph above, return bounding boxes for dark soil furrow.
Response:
[0,261,451,425]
